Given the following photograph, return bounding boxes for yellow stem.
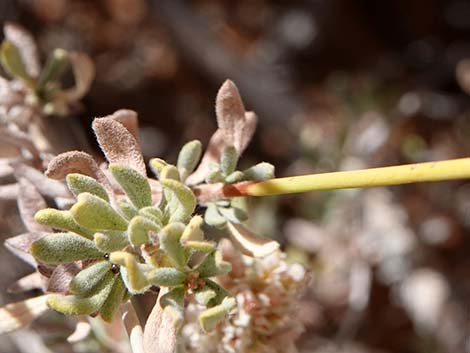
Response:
[244,158,470,196]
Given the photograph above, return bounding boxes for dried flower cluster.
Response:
[1,75,307,353]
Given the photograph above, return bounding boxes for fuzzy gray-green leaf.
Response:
[177,140,202,181]
[194,285,216,306]
[128,216,159,246]
[34,208,94,239]
[66,173,109,201]
[149,158,167,178]
[161,179,196,223]
[117,199,138,220]
[100,275,126,322]
[31,233,104,265]
[218,206,248,223]
[146,268,186,287]
[94,231,129,252]
[159,222,187,268]
[69,261,112,297]
[199,297,236,332]
[196,251,232,278]
[47,273,115,316]
[110,164,152,209]
[71,192,128,231]
[243,162,275,181]
[220,146,238,176]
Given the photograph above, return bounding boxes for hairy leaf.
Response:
[161,179,196,223]
[243,162,275,181]
[146,268,186,287]
[159,223,187,268]
[128,216,159,246]
[69,261,112,297]
[66,173,109,201]
[35,209,94,239]
[94,231,129,253]
[100,275,126,322]
[110,164,151,209]
[196,251,231,278]
[110,252,149,294]
[181,215,204,242]
[220,145,238,176]
[199,297,236,332]
[177,140,202,181]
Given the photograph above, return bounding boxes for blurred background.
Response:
[2,0,470,352]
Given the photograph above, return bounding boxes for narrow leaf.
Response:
[128,216,159,246]
[66,173,109,201]
[159,223,187,268]
[100,275,126,322]
[243,162,275,181]
[4,22,40,78]
[110,252,149,294]
[0,41,32,83]
[215,80,245,147]
[31,232,104,265]
[220,145,238,176]
[199,297,236,332]
[69,261,112,296]
[161,179,196,223]
[71,192,128,231]
[196,251,231,278]
[36,48,69,91]
[146,268,186,287]
[35,209,94,239]
[110,164,151,209]
[177,140,202,181]
[181,215,204,242]
[94,231,129,253]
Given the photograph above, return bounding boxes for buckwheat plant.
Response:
[2,79,470,353]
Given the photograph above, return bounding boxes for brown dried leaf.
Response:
[47,262,81,293]
[14,162,70,198]
[46,151,111,191]
[61,52,95,101]
[238,111,257,155]
[226,222,279,258]
[185,129,225,186]
[8,272,45,293]
[143,289,182,353]
[0,295,50,334]
[93,116,146,176]
[110,109,140,142]
[4,22,40,78]
[17,178,50,232]
[0,128,41,165]
[121,301,144,353]
[4,232,48,266]
[215,80,245,147]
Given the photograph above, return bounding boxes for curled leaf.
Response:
[31,232,104,265]
[71,192,128,231]
[66,173,109,201]
[35,209,94,239]
[199,297,236,332]
[108,109,139,141]
[226,222,279,258]
[181,215,204,242]
[118,199,139,220]
[62,51,95,101]
[161,179,196,223]
[194,285,217,306]
[204,203,226,228]
[110,252,149,294]
[69,261,112,297]
[100,275,126,322]
[92,116,146,176]
[110,164,151,209]
[128,216,159,246]
[48,273,115,316]
[67,319,92,343]
[196,251,231,278]
[94,231,129,253]
[159,223,187,268]
[149,158,167,178]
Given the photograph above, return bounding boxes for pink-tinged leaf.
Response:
[4,22,40,78]
[0,295,50,334]
[8,272,45,293]
[61,52,95,101]
[0,183,19,200]
[185,129,225,186]
[13,162,71,198]
[109,109,140,142]
[226,222,279,258]
[47,262,81,293]
[4,232,48,266]
[237,111,257,155]
[93,116,147,176]
[17,178,50,233]
[215,80,245,147]
[143,289,183,353]
[120,301,144,353]
[45,151,112,191]
[67,318,92,343]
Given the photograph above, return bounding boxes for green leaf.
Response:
[36,48,70,91]
[0,41,33,84]
[204,203,226,228]
[94,231,129,252]
[184,241,215,253]
[117,199,138,220]
[128,216,159,246]
[109,252,149,294]
[160,286,185,311]
[243,162,275,181]
[109,164,152,209]
[139,206,163,226]
[181,215,204,242]
[225,171,244,184]
[47,273,115,316]
[149,158,168,178]
[204,279,231,307]
[199,297,236,332]
[194,285,216,306]
[206,169,224,184]
[220,146,238,176]
[177,140,202,181]
[71,193,128,231]
[66,173,109,201]
[160,165,180,181]
[159,222,187,268]
[69,261,112,297]
[31,233,104,265]
[161,179,196,223]
[34,209,94,239]
[100,275,126,322]
[146,268,186,287]
[196,251,231,278]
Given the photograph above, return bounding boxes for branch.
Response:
[194,158,470,201]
